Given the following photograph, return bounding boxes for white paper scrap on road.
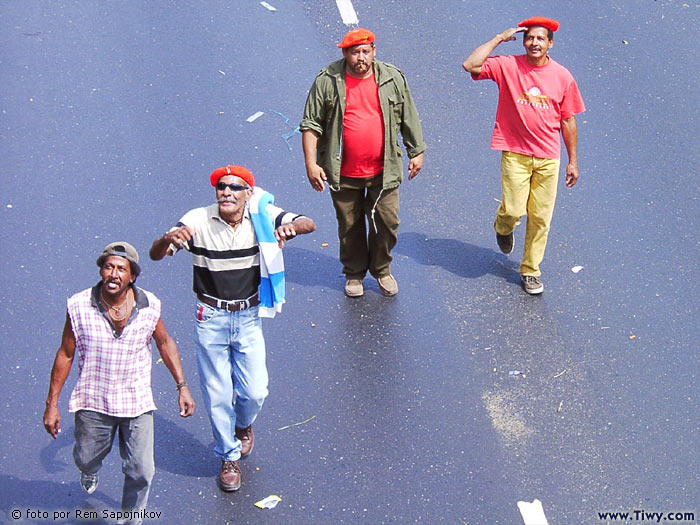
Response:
[246,111,265,123]
[260,2,277,11]
[517,499,548,525]
[336,0,359,25]
[571,265,584,273]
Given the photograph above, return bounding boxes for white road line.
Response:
[335,0,359,26]
[246,111,265,123]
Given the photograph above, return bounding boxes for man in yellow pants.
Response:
[463,16,585,294]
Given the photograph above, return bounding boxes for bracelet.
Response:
[176,381,188,390]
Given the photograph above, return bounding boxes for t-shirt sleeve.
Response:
[471,56,502,82]
[560,77,586,119]
[167,210,197,255]
[265,203,306,229]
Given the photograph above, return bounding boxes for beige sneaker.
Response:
[377,274,398,296]
[345,279,364,297]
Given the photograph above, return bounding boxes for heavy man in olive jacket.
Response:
[300,28,426,298]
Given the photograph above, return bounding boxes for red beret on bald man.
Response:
[518,16,559,32]
[210,165,255,188]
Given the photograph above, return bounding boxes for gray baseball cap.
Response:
[96,241,141,274]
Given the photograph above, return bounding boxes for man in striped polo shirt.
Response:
[43,242,195,524]
[150,165,315,492]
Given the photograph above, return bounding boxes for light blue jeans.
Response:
[73,410,154,522]
[194,301,268,461]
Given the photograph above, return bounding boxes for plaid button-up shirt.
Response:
[67,284,161,418]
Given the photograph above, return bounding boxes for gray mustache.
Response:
[218,197,237,203]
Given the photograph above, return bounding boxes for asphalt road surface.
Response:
[1,1,698,524]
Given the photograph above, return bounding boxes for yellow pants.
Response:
[494,151,560,277]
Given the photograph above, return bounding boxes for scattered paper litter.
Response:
[517,499,548,525]
[156,358,163,364]
[260,1,277,11]
[571,265,584,273]
[509,370,522,376]
[246,111,264,123]
[254,494,281,509]
[321,242,329,247]
[218,70,226,76]
[336,0,359,25]
[6,204,13,208]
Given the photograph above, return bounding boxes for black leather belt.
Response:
[197,293,259,312]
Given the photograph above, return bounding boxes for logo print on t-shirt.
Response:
[518,86,550,109]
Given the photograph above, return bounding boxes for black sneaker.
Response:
[521,275,544,295]
[80,472,98,494]
[496,231,514,255]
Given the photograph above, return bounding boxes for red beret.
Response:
[210,165,255,188]
[518,16,560,32]
[337,28,375,49]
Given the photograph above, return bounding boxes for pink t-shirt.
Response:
[341,72,385,177]
[473,54,585,159]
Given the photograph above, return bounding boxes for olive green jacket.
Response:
[300,58,426,191]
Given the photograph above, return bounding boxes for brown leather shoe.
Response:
[235,425,254,457]
[377,274,398,296]
[218,460,242,491]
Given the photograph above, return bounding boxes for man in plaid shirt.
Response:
[43,242,195,524]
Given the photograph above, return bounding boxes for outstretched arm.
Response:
[274,217,316,248]
[462,27,526,74]
[150,226,195,261]
[561,116,580,187]
[152,318,195,417]
[43,315,76,439]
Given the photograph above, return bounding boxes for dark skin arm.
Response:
[43,315,194,440]
[150,226,196,261]
[151,318,195,417]
[561,116,580,187]
[274,217,316,248]
[43,314,76,439]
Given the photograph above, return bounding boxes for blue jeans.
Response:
[194,301,268,461]
[73,410,154,521]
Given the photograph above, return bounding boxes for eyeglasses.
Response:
[216,182,249,192]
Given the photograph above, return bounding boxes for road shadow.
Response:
[153,413,212,477]
[284,246,344,291]
[0,474,118,524]
[394,232,521,284]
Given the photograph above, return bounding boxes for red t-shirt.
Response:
[473,54,585,159]
[340,72,385,177]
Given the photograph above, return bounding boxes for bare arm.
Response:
[43,315,76,439]
[561,116,580,187]
[152,318,195,417]
[462,27,526,74]
[150,226,195,261]
[274,217,316,248]
[302,130,327,192]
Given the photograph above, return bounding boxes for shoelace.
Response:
[222,461,239,473]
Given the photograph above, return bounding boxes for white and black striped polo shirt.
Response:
[169,203,303,301]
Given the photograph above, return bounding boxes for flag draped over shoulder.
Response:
[248,187,285,318]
